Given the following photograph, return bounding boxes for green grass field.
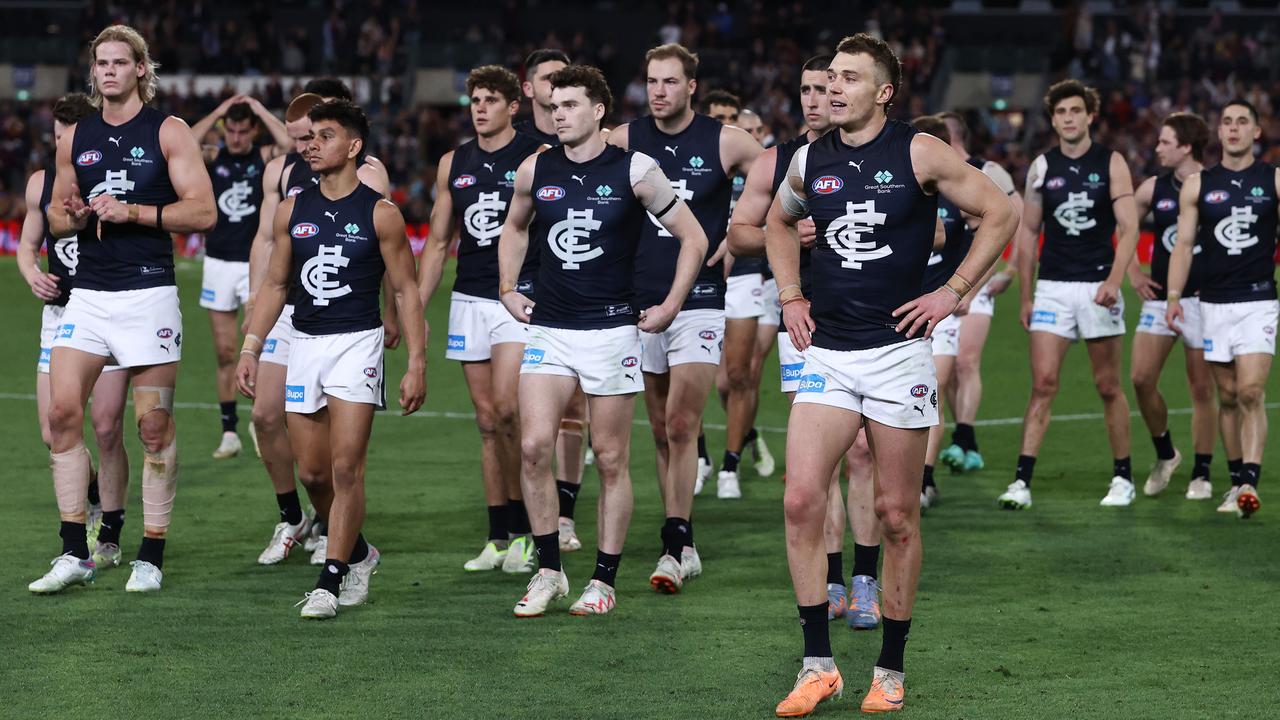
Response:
[2,256,1278,719]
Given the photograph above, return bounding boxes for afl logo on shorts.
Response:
[77,150,102,166]
[291,223,320,238]
[1205,190,1230,204]
[1046,177,1065,190]
[156,328,174,339]
[536,186,566,201]
[621,356,639,368]
[909,384,929,398]
[453,174,477,189]
[363,367,378,378]
[698,330,717,341]
[811,176,843,194]
[1156,199,1176,211]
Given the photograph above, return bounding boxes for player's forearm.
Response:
[247,233,274,296]
[496,228,529,293]
[131,198,216,234]
[394,282,427,368]
[1165,246,1192,298]
[662,232,709,310]
[382,276,400,325]
[726,223,766,258]
[416,240,448,309]
[957,205,1017,293]
[16,240,40,284]
[764,216,802,296]
[1015,226,1037,302]
[46,208,78,239]
[1107,223,1140,285]
[245,283,287,341]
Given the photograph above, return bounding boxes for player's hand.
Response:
[797,218,817,249]
[235,354,259,398]
[782,299,815,352]
[27,272,62,302]
[399,367,426,416]
[1128,269,1161,301]
[1020,298,1033,331]
[705,238,729,267]
[383,317,402,349]
[88,193,130,224]
[893,287,958,339]
[987,270,1013,296]
[954,295,971,317]
[1093,280,1120,308]
[62,183,92,230]
[1165,298,1184,330]
[638,302,678,333]
[500,290,534,323]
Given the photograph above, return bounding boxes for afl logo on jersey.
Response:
[291,223,320,238]
[1205,190,1230,204]
[1156,199,1177,211]
[537,186,566,201]
[1046,177,1065,190]
[453,174,477,189]
[76,150,102,166]
[811,176,843,194]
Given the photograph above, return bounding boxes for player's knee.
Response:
[593,446,628,482]
[1130,366,1158,395]
[1190,378,1216,405]
[492,398,519,433]
[1237,383,1266,409]
[956,353,981,381]
[875,497,917,541]
[297,466,329,492]
[726,361,752,390]
[91,412,124,453]
[251,402,284,433]
[330,458,363,488]
[214,341,237,368]
[473,407,498,439]
[1094,375,1123,401]
[1031,372,1059,399]
[520,434,553,467]
[783,480,826,526]
[1218,387,1239,410]
[137,411,172,454]
[47,399,84,437]
[665,411,698,445]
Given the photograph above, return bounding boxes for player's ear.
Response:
[593,103,605,124]
[522,81,534,99]
[688,78,697,95]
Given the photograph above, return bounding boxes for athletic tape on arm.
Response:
[779,145,810,218]
[631,152,680,219]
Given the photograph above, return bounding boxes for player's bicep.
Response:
[730,150,776,227]
[19,172,45,249]
[268,198,295,282]
[161,118,214,200]
[606,123,629,150]
[1134,177,1156,219]
[358,156,391,197]
[1109,152,1135,199]
[504,155,538,229]
[723,125,763,177]
[1174,175,1201,248]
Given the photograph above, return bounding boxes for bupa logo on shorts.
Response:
[200,288,216,302]
[285,385,306,402]
[1031,310,1057,325]
[447,334,466,351]
[1046,177,1065,190]
[522,348,546,365]
[1205,190,1230,204]
[76,150,102,166]
[452,174,477,189]
[263,338,278,354]
[698,330,718,341]
[1139,313,1155,328]
[1156,199,1177,211]
[811,176,843,195]
[1203,338,1214,352]
[363,367,378,378]
[58,324,75,339]
[781,362,804,382]
[796,374,827,393]
[39,348,51,365]
[536,186,566,201]
[156,328,174,339]
[291,222,320,238]
[909,384,929,399]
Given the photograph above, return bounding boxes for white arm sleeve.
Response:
[630,151,679,218]
[1028,154,1048,190]
[778,144,810,218]
[982,160,1017,196]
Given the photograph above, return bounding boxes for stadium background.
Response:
[1,2,1279,718]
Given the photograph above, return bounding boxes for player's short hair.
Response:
[703,89,741,112]
[548,64,613,120]
[524,49,570,74]
[645,43,699,81]
[225,102,256,126]
[1043,79,1100,117]
[52,93,96,126]
[834,34,902,107]
[1222,98,1260,125]
[309,99,369,142]
[912,115,951,145]
[466,65,522,104]
[937,110,969,144]
[88,24,159,105]
[304,78,353,102]
[1162,112,1210,162]
[802,54,833,73]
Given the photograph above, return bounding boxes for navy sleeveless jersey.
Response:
[727,174,763,276]
[774,134,813,294]
[922,196,969,293]
[206,147,266,261]
[1195,162,1278,303]
[70,106,179,291]
[528,145,646,329]
[1148,173,1203,299]
[803,120,938,350]
[281,152,320,198]
[629,114,732,309]
[448,133,543,299]
[1037,143,1117,282]
[39,167,76,306]
[287,183,386,335]
[513,119,559,148]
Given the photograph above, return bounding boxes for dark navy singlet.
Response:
[1037,142,1117,282]
[70,106,179,291]
[1149,173,1203,299]
[802,120,938,351]
[628,113,732,310]
[1195,162,1278,303]
[922,195,969,293]
[513,119,559,148]
[287,183,386,335]
[448,132,543,299]
[727,174,763,276]
[206,147,266,262]
[528,144,646,330]
[38,166,77,306]
[774,134,813,294]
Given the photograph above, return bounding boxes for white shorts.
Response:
[969,281,995,317]
[725,274,765,320]
[520,325,645,396]
[792,339,939,429]
[930,314,961,357]
[640,308,725,373]
[1201,299,1279,363]
[778,331,805,393]
[446,292,527,361]
[760,277,780,326]
[1029,279,1125,341]
[260,304,295,367]
[53,286,183,368]
[199,256,250,311]
[38,304,123,374]
[1137,297,1204,350]
[285,326,385,414]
